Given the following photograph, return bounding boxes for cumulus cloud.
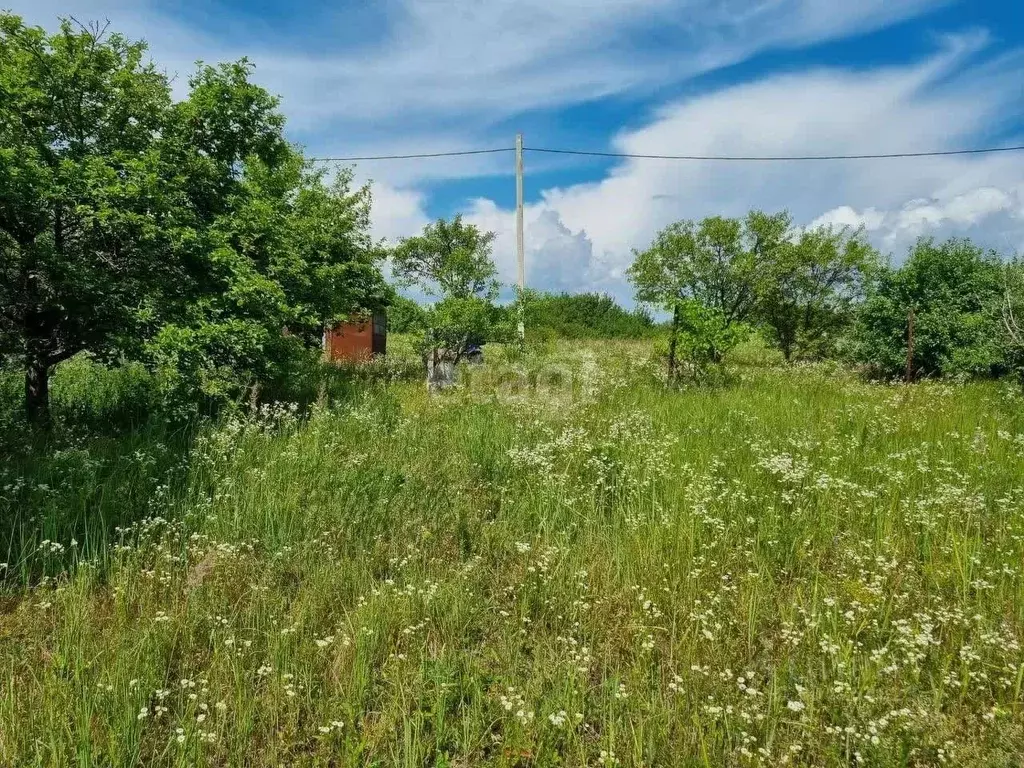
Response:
[367,183,430,244]
[813,186,1024,255]
[461,35,1024,296]
[808,206,887,232]
[465,199,607,299]
[886,188,1020,240]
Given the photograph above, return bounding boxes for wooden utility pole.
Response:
[515,133,525,341]
[905,307,915,383]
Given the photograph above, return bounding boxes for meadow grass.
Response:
[2,341,1024,766]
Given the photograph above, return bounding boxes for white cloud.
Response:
[461,35,1024,295]
[8,0,1021,292]
[275,0,939,126]
[6,0,945,166]
[466,199,602,298]
[890,187,1018,238]
[808,206,887,232]
[813,186,1024,254]
[368,183,430,244]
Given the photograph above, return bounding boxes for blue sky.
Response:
[6,0,1024,301]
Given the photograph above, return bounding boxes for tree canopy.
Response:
[853,238,1005,379]
[0,16,176,422]
[391,216,503,381]
[391,215,498,300]
[519,291,655,340]
[752,216,879,361]
[628,215,767,377]
[0,14,389,422]
[629,211,884,377]
[629,216,763,329]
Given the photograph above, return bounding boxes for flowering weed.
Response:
[2,342,1024,765]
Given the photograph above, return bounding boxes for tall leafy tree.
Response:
[0,15,389,421]
[751,217,880,361]
[391,216,502,385]
[0,15,174,423]
[392,215,498,300]
[147,66,391,408]
[146,152,389,410]
[134,59,300,409]
[628,216,756,377]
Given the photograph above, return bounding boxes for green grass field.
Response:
[3,341,1024,766]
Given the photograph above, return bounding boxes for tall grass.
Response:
[0,358,190,583]
[2,342,1024,765]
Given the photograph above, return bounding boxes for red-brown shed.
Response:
[323,312,386,362]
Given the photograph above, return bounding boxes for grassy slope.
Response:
[3,342,1024,766]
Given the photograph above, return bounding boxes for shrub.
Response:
[853,238,1006,379]
[521,292,655,339]
[387,295,429,334]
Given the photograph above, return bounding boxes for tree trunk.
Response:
[778,325,794,362]
[426,348,457,393]
[905,307,915,383]
[668,303,681,381]
[26,356,51,428]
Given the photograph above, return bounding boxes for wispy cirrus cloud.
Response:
[6,0,946,161]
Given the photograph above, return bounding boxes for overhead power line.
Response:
[308,143,1024,163]
[308,147,514,162]
[526,144,1024,161]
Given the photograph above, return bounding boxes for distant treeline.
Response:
[520,291,656,340]
[627,211,1024,384]
[388,292,656,341]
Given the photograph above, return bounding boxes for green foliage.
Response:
[628,216,760,328]
[148,320,301,419]
[386,295,429,334]
[517,290,655,339]
[674,299,746,369]
[628,215,764,377]
[392,215,498,300]
[1003,258,1024,386]
[144,154,388,417]
[853,238,1005,379]
[0,15,177,423]
[141,62,388,416]
[752,217,880,361]
[422,296,510,360]
[0,355,157,438]
[0,15,388,422]
[392,216,501,366]
[649,301,745,384]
